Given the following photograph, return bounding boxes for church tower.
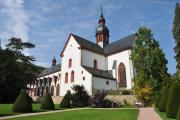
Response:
[95,6,109,48]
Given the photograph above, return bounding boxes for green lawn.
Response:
[155,109,176,120]
[6,109,139,120]
[0,104,61,117]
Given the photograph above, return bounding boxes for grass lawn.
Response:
[6,109,139,120]
[0,104,61,117]
[155,109,176,120]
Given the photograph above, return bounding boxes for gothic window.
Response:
[71,71,74,82]
[41,86,44,96]
[56,84,60,96]
[46,87,49,94]
[69,58,72,68]
[118,63,127,88]
[37,87,40,96]
[65,72,68,83]
[51,86,54,96]
[94,59,97,69]
[54,76,58,85]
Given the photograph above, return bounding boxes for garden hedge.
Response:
[177,107,180,120]
[166,83,180,118]
[41,93,55,110]
[60,90,72,108]
[158,86,169,112]
[12,90,32,113]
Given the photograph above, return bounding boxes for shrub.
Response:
[12,90,32,113]
[41,93,55,110]
[91,90,112,108]
[166,83,180,118]
[121,89,132,95]
[60,90,72,108]
[71,85,90,107]
[158,86,169,112]
[155,94,161,108]
[177,107,180,120]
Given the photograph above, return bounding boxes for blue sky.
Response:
[0,0,179,74]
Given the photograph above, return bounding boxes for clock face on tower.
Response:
[97,26,103,31]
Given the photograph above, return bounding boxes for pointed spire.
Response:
[52,57,56,66]
[101,4,103,16]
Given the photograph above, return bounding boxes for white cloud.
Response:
[1,0,29,42]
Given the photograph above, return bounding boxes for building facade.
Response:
[28,11,136,97]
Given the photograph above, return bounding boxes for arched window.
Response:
[71,71,74,82]
[65,72,68,83]
[118,63,127,88]
[56,84,60,96]
[69,59,72,68]
[51,86,54,96]
[37,87,40,96]
[41,86,44,96]
[94,59,97,69]
[46,87,49,95]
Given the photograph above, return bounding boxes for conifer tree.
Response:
[173,3,180,78]
[131,27,169,105]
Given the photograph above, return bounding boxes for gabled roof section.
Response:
[104,33,137,55]
[39,64,61,77]
[60,33,137,57]
[72,34,105,55]
[82,65,116,80]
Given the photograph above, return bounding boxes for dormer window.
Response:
[69,58,72,68]
[94,59,97,69]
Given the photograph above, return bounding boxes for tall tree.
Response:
[131,27,169,105]
[0,37,44,102]
[172,3,180,79]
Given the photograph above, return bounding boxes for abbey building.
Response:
[28,11,136,97]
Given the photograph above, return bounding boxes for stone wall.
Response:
[32,96,63,104]
[106,95,137,105]
[32,95,137,105]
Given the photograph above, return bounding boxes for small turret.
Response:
[52,57,56,66]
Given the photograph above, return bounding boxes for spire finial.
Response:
[101,4,103,16]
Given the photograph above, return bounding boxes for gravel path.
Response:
[138,108,162,120]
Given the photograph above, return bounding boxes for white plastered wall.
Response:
[107,49,134,89]
[60,35,93,96]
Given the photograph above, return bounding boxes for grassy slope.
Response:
[155,109,176,120]
[0,104,61,117]
[7,109,139,120]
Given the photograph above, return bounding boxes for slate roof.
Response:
[39,64,61,77]
[104,33,137,55]
[71,33,137,55]
[72,34,105,54]
[82,65,116,80]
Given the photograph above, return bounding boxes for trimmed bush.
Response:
[12,90,32,113]
[71,85,90,107]
[60,90,72,108]
[121,89,132,95]
[41,93,55,110]
[91,90,107,108]
[155,94,161,108]
[158,86,169,112]
[177,107,180,120]
[166,83,180,118]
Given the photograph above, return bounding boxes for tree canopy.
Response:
[131,27,170,105]
[0,37,44,102]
